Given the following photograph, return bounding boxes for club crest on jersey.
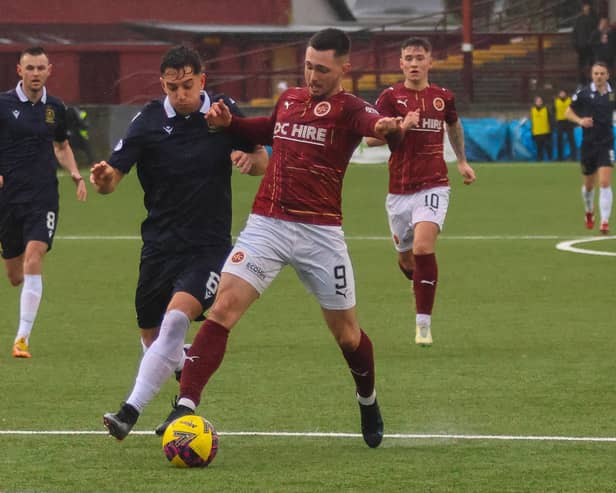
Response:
[433,97,445,111]
[313,101,331,117]
[12,110,19,119]
[163,125,173,135]
[231,251,246,264]
[45,106,55,124]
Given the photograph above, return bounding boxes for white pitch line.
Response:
[54,235,583,241]
[56,235,141,240]
[1,430,615,442]
[556,236,616,256]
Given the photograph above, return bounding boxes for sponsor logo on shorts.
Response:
[433,97,445,111]
[231,251,245,264]
[246,262,266,281]
[336,288,348,298]
[313,101,331,117]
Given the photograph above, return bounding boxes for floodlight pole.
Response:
[462,0,474,102]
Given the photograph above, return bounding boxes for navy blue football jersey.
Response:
[570,82,616,146]
[109,92,253,254]
[0,83,67,205]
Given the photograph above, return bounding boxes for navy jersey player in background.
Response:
[0,46,87,359]
[565,61,614,234]
[91,45,268,440]
[156,28,415,449]
[366,37,475,347]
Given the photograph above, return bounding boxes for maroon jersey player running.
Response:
[367,37,475,347]
[154,28,414,448]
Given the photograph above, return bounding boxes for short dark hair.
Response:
[160,45,203,75]
[401,37,432,53]
[592,60,610,71]
[308,28,351,57]
[19,46,47,61]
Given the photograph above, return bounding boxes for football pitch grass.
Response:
[1,162,615,492]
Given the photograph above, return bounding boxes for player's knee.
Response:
[333,326,361,352]
[23,257,42,273]
[207,295,242,329]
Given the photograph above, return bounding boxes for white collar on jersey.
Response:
[16,81,47,104]
[163,90,211,118]
[590,81,613,93]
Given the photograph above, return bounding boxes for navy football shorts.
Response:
[581,144,614,175]
[135,248,229,329]
[0,202,59,259]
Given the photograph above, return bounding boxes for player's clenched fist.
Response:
[401,108,421,130]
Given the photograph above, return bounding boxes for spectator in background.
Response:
[590,16,615,70]
[530,95,552,161]
[572,1,598,85]
[553,89,577,161]
[66,105,95,165]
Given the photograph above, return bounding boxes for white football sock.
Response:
[126,310,189,412]
[416,313,431,328]
[15,274,42,342]
[599,186,612,223]
[582,185,595,213]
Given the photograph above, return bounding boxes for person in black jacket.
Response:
[572,1,599,84]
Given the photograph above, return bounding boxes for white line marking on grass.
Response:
[1,430,616,442]
[55,235,573,241]
[556,236,616,256]
[56,235,141,240]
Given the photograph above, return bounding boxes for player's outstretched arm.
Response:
[373,116,404,138]
[90,161,124,194]
[231,146,269,176]
[446,120,475,185]
[206,101,233,128]
[53,140,87,201]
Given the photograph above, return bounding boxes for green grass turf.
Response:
[1,162,615,492]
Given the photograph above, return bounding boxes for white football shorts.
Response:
[385,186,451,252]
[223,214,356,310]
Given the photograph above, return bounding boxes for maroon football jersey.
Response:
[231,87,382,225]
[375,82,458,194]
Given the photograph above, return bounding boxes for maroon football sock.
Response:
[179,319,229,407]
[342,329,375,398]
[413,253,438,315]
